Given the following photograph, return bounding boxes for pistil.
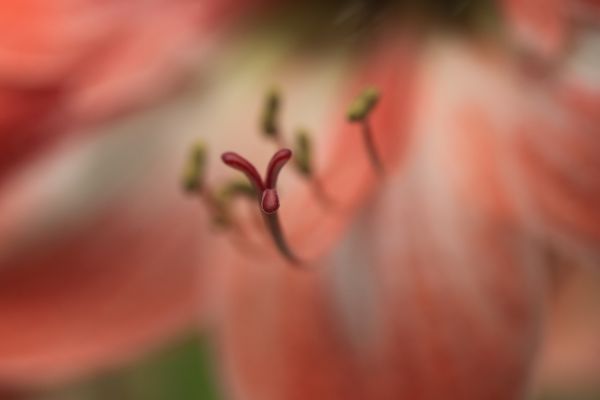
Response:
[222,149,301,265]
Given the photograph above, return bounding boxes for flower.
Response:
[214,38,546,400]
[1,1,599,398]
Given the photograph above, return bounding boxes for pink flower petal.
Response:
[501,0,600,58]
[502,0,568,57]
[511,51,600,256]
[535,266,600,393]
[0,0,270,185]
[214,40,547,399]
[0,127,217,386]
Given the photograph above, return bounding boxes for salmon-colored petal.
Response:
[502,0,567,57]
[0,0,109,84]
[0,87,63,183]
[217,178,546,399]
[414,32,600,261]
[278,30,418,261]
[511,36,600,256]
[0,0,270,186]
[500,0,600,58]
[0,31,348,386]
[0,0,264,85]
[514,105,600,252]
[214,40,547,400]
[0,196,204,387]
[65,0,274,123]
[534,266,600,394]
[0,121,221,387]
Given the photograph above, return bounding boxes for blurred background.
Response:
[1,0,599,399]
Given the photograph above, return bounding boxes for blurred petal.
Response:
[502,0,568,57]
[0,113,216,386]
[501,0,600,58]
[215,40,548,399]
[0,0,271,185]
[512,28,600,259]
[0,196,204,387]
[0,29,353,386]
[535,266,600,393]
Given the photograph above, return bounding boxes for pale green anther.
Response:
[211,180,257,228]
[261,87,281,137]
[347,87,380,122]
[222,179,257,198]
[294,129,312,176]
[182,140,207,193]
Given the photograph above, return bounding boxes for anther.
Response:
[182,142,241,228]
[347,87,379,122]
[210,191,232,228]
[294,129,312,176]
[260,87,282,143]
[221,179,257,199]
[221,149,301,265]
[347,87,384,175]
[209,181,263,255]
[294,129,331,206]
[181,142,266,257]
[209,180,256,227]
[182,140,208,192]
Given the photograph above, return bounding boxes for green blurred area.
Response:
[34,331,221,400]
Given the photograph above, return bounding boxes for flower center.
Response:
[182,86,385,266]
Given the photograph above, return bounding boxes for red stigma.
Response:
[221,152,265,193]
[221,149,292,214]
[265,148,292,189]
[261,189,279,214]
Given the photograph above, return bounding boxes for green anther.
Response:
[260,87,281,137]
[347,87,380,122]
[211,180,257,228]
[222,179,257,198]
[182,140,207,192]
[293,129,312,176]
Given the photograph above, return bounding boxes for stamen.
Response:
[294,129,331,206]
[259,88,332,207]
[209,183,263,255]
[181,140,208,192]
[209,180,258,229]
[182,142,266,257]
[221,179,257,199]
[209,192,231,227]
[347,87,379,122]
[347,87,384,175]
[294,129,312,176]
[221,149,301,265]
[260,87,282,143]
